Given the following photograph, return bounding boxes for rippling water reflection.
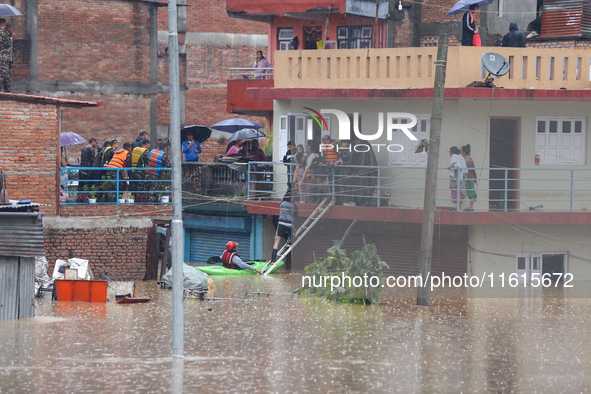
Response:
[1,274,591,393]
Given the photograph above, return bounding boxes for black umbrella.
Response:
[181,125,212,143]
[227,128,266,142]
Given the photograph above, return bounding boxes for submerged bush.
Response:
[299,244,389,304]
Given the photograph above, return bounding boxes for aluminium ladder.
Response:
[260,197,336,276]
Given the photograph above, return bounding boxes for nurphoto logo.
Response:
[303,107,418,153]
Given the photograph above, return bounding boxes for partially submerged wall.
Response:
[43,216,159,281]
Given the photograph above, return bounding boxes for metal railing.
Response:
[246,162,591,212]
[60,167,172,205]
[229,67,274,80]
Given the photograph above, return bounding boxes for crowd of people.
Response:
[289,136,378,207]
[75,130,172,202]
[283,137,479,211]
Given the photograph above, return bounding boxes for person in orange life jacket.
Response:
[146,140,172,202]
[220,241,262,273]
[130,139,151,193]
[270,189,294,264]
[182,131,202,162]
[315,134,339,203]
[108,141,131,192]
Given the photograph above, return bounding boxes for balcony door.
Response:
[490,118,520,210]
[304,26,322,49]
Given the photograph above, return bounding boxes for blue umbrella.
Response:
[0,4,22,16]
[446,0,495,16]
[211,118,264,133]
[228,128,266,142]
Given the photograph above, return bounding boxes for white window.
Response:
[389,114,429,167]
[516,253,566,285]
[278,28,294,50]
[536,117,585,164]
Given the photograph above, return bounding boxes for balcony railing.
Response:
[229,67,274,80]
[60,167,171,205]
[273,47,591,90]
[247,162,591,212]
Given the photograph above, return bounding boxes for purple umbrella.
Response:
[211,118,264,133]
[60,132,87,147]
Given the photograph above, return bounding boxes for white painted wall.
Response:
[470,224,591,281]
[272,98,591,210]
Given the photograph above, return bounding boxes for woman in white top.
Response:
[447,146,467,211]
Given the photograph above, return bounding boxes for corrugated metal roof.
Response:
[0,92,100,108]
[0,213,45,258]
[0,201,49,210]
[541,0,590,38]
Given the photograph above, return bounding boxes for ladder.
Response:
[261,197,336,276]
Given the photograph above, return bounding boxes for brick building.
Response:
[8,0,269,162]
[0,93,171,280]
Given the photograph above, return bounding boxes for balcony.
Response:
[272,47,591,91]
[243,162,591,226]
[227,68,274,117]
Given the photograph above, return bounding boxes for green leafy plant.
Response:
[299,244,390,304]
[89,192,97,199]
[119,194,124,199]
[262,129,273,158]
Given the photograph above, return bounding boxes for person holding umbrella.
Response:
[182,131,202,162]
[462,4,479,46]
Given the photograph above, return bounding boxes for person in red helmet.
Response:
[220,241,262,273]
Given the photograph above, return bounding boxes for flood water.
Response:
[2,275,591,393]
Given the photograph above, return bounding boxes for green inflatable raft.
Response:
[196,260,284,276]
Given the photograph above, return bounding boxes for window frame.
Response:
[278,28,294,50]
[535,116,586,165]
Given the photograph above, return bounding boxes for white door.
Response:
[529,254,542,282]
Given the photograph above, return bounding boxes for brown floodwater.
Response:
[2,274,591,393]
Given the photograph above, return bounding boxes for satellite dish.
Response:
[481,52,510,86]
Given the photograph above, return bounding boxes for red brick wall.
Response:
[44,227,150,280]
[158,0,267,34]
[59,93,151,160]
[527,40,591,49]
[393,19,413,48]
[422,0,474,24]
[420,35,461,47]
[37,0,151,83]
[0,101,58,214]
[59,204,172,217]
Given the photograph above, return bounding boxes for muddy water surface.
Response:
[1,275,591,393]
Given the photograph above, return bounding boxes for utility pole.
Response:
[417,25,448,307]
[168,0,184,357]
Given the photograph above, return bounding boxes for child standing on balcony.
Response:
[461,144,477,211]
[447,146,468,211]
